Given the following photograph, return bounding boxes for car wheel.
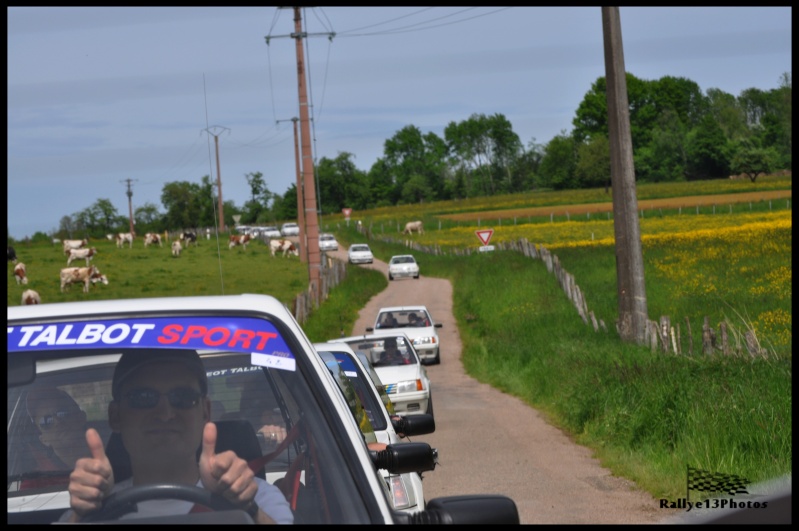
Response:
[434,351,441,365]
[426,395,433,417]
[388,274,393,281]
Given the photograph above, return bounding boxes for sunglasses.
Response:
[37,410,70,430]
[123,387,203,410]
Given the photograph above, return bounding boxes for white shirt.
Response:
[60,477,294,524]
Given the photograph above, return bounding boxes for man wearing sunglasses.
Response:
[61,350,293,524]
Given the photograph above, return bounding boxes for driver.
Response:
[60,350,293,524]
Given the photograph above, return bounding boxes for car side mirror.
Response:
[434,323,443,328]
[392,413,435,436]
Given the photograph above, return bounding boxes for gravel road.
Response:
[325,247,676,524]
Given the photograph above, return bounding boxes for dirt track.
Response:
[325,247,675,524]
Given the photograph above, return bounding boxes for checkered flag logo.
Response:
[687,466,750,497]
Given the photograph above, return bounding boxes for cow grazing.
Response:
[62,239,88,255]
[66,247,97,267]
[14,262,28,285]
[8,246,17,263]
[171,240,182,257]
[180,231,198,247]
[270,238,299,258]
[403,220,424,235]
[116,232,135,248]
[21,289,41,305]
[229,234,252,250]
[144,233,162,247]
[60,266,108,293]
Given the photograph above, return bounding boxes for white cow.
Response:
[116,232,135,248]
[21,289,41,305]
[270,239,299,257]
[14,262,28,285]
[144,233,162,247]
[403,220,424,235]
[62,239,88,255]
[60,266,108,293]
[171,240,182,257]
[229,234,252,250]
[67,247,97,267]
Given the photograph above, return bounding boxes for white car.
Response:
[331,331,432,417]
[318,233,338,252]
[315,342,436,514]
[280,222,300,237]
[388,255,420,281]
[348,243,374,264]
[8,295,517,524]
[368,306,443,365]
[262,226,282,239]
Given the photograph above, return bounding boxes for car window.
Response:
[340,336,418,368]
[318,351,388,433]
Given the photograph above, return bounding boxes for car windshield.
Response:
[391,257,414,264]
[352,246,370,252]
[378,310,429,328]
[7,312,378,524]
[339,336,419,369]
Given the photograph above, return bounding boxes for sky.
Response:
[7,6,792,240]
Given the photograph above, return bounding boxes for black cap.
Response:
[112,350,208,400]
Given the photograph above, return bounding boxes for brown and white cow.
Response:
[116,232,135,248]
[21,289,41,305]
[14,262,28,285]
[66,247,97,267]
[269,238,299,257]
[171,240,182,257]
[144,233,162,247]
[229,234,252,250]
[60,266,108,293]
[402,220,424,235]
[62,239,88,255]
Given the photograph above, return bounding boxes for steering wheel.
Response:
[80,483,241,522]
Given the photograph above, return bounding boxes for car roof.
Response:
[376,305,430,313]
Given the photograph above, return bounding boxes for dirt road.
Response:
[325,248,674,524]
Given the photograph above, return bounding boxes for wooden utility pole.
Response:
[602,6,648,345]
[293,7,321,299]
[277,116,307,263]
[123,178,137,235]
[203,126,230,232]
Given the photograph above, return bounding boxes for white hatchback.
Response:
[368,306,442,365]
[387,255,420,281]
[280,222,300,237]
[348,243,373,264]
[262,226,282,239]
[318,233,338,252]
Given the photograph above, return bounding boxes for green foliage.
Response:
[730,144,780,182]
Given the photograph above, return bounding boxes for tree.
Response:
[58,215,76,240]
[90,199,120,235]
[574,134,611,189]
[685,114,731,180]
[134,202,162,233]
[538,132,577,190]
[729,144,779,182]
[634,109,688,182]
[161,181,202,230]
[242,172,271,224]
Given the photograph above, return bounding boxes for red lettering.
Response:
[158,324,183,344]
[204,327,231,347]
[181,325,207,344]
[230,329,256,349]
[253,331,278,351]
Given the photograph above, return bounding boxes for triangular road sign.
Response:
[475,229,494,246]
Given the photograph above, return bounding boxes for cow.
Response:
[403,220,424,235]
[62,239,88,255]
[60,266,108,293]
[21,289,41,305]
[116,232,135,248]
[180,231,198,247]
[14,262,28,285]
[229,234,252,250]
[8,246,17,263]
[144,233,162,247]
[171,240,182,257]
[270,238,299,258]
[66,247,97,267]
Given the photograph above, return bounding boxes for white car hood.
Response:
[374,364,421,385]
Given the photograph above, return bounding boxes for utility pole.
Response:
[122,178,137,235]
[602,7,648,345]
[277,116,307,263]
[203,126,230,232]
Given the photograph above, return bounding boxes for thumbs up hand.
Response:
[199,422,258,512]
[68,428,114,518]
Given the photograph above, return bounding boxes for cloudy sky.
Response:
[7,6,792,240]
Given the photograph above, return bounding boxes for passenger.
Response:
[378,313,397,329]
[61,350,293,524]
[407,313,419,327]
[379,337,410,366]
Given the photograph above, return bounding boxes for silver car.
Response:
[348,243,373,264]
[281,222,300,237]
[318,233,338,252]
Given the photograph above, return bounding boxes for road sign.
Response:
[475,229,494,246]
[342,208,352,219]
[478,245,495,253]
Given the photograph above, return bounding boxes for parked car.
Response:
[7,295,518,524]
[318,233,339,252]
[348,243,374,264]
[330,331,432,417]
[262,226,282,239]
[387,255,420,281]
[368,306,443,365]
[315,342,436,514]
[280,222,300,237]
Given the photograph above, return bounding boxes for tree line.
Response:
[21,71,791,243]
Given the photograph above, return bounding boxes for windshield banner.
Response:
[7,317,295,370]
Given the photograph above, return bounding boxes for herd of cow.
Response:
[9,230,302,305]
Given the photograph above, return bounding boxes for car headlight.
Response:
[413,337,436,346]
[397,379,425,393]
